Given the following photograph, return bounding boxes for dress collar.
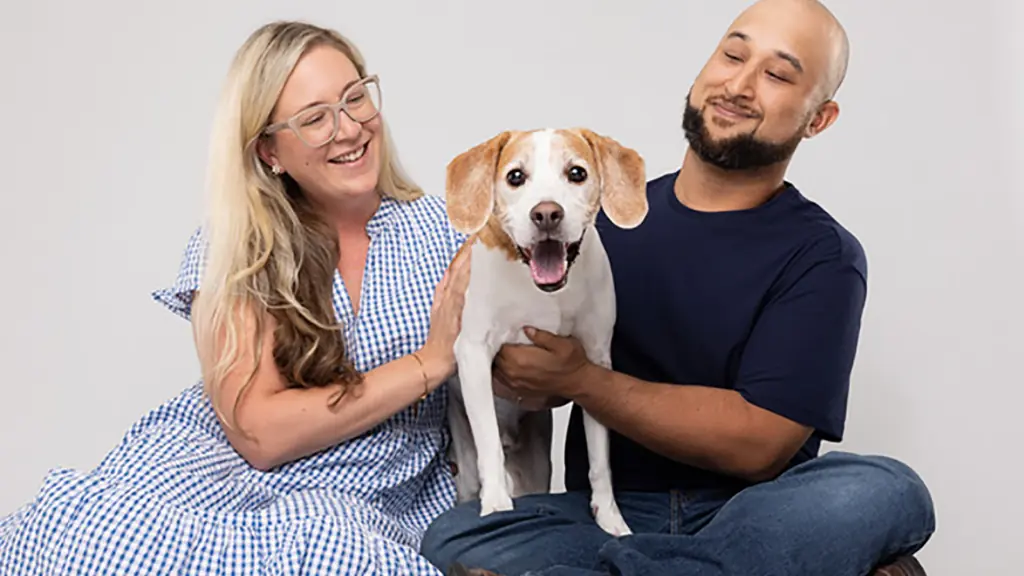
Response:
[365,195,399,237]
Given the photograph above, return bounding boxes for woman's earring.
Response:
[271,164,283,175]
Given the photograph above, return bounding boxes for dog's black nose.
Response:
[530,201,564,231]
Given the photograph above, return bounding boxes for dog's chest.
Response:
[495,288,579,344]
[471,255,588,347]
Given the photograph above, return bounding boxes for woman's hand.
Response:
[418,244,473,386]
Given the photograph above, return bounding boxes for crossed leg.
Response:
[421,452,935,576]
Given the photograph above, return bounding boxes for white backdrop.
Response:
[1,1,1020,574]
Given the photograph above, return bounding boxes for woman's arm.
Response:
[202,246,471,471]
[201,312,444,471]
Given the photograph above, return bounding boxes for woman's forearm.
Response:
[225,349,450,471]
[204,243,471,471]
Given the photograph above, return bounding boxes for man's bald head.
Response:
[681,0,850,171]
[733,0,850,100]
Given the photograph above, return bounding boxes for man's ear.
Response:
[445,131,512,234]
[805,100,840,138]
[575,128,648,229]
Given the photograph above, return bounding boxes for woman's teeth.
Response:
[329,144,367,164]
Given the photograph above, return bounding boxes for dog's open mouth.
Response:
[517,238,583,292]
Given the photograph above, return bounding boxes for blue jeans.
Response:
[420,452,935,576]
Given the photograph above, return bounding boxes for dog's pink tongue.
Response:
[529,240,566,285]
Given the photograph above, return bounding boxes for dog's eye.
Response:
[567,166,587,183]
[506,169,526,187]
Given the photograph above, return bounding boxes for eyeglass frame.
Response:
[257,74,383,149]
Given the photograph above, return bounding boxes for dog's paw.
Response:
[479,487,514,517]
[592,500,632,537]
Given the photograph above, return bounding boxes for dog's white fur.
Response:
[443,127,649,536]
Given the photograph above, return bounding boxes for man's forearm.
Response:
[569,364,808,482]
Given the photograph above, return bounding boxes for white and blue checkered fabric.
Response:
[0,194,469,575]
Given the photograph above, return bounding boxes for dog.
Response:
[442,127,649,536]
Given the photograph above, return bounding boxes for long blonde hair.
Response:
[193,21,423,429]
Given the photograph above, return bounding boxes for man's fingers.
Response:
[492,373,553,411]
[523,326,559,350]
[494,344,535,376]
[493,349,515,374]
[491,364,512,387]
[491,373,519,401]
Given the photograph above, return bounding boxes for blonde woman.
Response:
[0,21,470,574]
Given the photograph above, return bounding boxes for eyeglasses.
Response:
[261,75,382,148]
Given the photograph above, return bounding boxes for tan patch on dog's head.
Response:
[569,128,648,229]
[556,130,603,220]
[474,215,519,261]
[493,130,541,170]
[447,130,542,260]
[445,131,518,234]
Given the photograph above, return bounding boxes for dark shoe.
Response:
[871,555,926,576]
[448,562,503,576]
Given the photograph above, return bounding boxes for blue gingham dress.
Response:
[0,194,467,575]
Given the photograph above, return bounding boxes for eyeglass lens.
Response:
[292,80,381,147]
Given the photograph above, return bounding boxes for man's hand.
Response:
[490,328,813,482]
[491,370,570,411]
[491,327,590,410]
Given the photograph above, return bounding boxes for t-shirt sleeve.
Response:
[151,226,207,321]
[734,230,868,443]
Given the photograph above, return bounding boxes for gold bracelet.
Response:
[410,351,430,401]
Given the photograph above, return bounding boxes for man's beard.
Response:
[682,93,804,171]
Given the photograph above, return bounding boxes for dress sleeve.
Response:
[151,226,207,321]
[447,223,470,262]
[429,193,470,262]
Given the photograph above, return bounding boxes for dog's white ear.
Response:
[576,129,648,229]
[446,131,513,234]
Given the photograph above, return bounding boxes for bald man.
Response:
[422,1,935,575]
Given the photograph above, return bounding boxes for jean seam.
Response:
[669,489,680,535]
[681,487,695,536]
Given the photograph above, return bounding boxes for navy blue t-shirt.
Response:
[563,170,868,493]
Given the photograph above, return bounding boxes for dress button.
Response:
[448,460,459,476]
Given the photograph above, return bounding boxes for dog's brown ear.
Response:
[577,129,648,229]
[446,131,513,234]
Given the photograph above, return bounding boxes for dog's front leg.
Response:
[581,410,631,536]
[454,337,514,516]
[577,322,632,536]
[446,377,481,504]
[585,412,630,532]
